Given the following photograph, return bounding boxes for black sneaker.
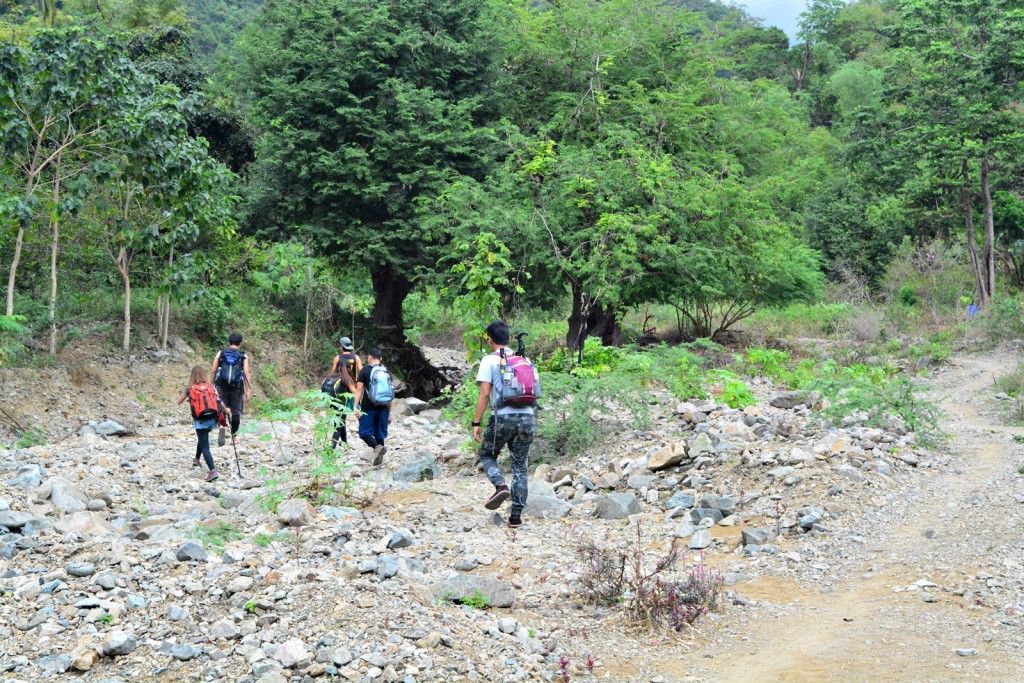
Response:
[484,485,510,510]
[372,445,386,466]
[508,513,523,529]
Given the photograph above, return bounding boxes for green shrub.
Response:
[718,376,755,409]
[982,296,1024,342]
[897,285,918,307]
[0,315,29,366]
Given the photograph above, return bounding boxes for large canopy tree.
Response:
[238,0,502,394]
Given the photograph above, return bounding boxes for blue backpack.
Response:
[367,365,395,406]
[216,348,246,387]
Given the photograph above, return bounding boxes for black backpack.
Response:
[321,376,341,398]
[216,348,246,387]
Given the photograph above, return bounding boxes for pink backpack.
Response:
[498,353,540,407]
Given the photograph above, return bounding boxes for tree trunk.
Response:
[981,156,996,301]
[962,160,987,306]
[586,303,621,347]
[116,247,131,351]
[48,157,62,355]
[161,245,174,350]
[566,281,588,351]
[369,263,447,397]
[6,222,26,317]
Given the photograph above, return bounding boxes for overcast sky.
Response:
[738,0,808,41]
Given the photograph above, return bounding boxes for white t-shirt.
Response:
[476,349,534,416]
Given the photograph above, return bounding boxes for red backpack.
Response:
[497,352,540,408]
[188,382,220,420]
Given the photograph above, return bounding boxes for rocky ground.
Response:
[1,347,1023,682]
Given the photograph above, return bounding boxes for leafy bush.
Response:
[742,303,853,339]
[0,315,29,366]
[540,370,650,457]
[192,521,243,551]
[982,296,1024,342]
[718,375,755,409]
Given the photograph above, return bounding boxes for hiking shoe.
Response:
[205,470,219,482]
[485,484,511,510]
[508,513,523,529]
[217,427,226,447]
[193,456,201,467]
[372,445,385,466]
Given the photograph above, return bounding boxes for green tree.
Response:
[238,0,501,394]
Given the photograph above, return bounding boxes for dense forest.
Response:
[1,0,1023,392]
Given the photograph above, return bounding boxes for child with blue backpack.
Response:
[209,332,251,445]
[352,347,394,466]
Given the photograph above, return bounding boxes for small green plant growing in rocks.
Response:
[244,600,257,614]
[98,613,115,624]
[192,521,242,551]
[460,590,491,610]
[252,532,290,547]
[14,425,45,449]
[1014,435,1024,445]
[1017,465,1024,475]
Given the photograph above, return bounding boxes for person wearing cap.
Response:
[331,337,362,379]
[330,337,362,435]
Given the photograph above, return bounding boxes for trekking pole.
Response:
[231,437,242,478]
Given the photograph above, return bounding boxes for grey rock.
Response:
[433,575,516,608]
[321,506,362,521]
[498,617,518,634]
[663,492,695,510]
[647,443,687,471]
[52,511,118,537]
[48,477,89,513]
[699,494,736,517]
[387,529,415,549]
[741,528,777,546]
[175,542,208,562]
[833,465,864,483]
[523,495,571,519]
[7,464,46,489]
[393,454,440,483]
[688,433,714,457]
[899,453,920,467]
[171,643,201,661]
[769,391,817,409]
[277,498,316,527]
[672,521,696,538]
[799,512,823,530]
[689,508,724,525]
[0,510,34,530]
[593,493,642,520]
[87,499,107,511]
[955,648,977,657]
[210,620,240,640]
[101,631,138,657]
[376,556,399,579]
[167,605,191,622]
[768,466,796,477]
[94,571,117,590]
[94,420,130,436]
[405,397,431,414]
[688,529,712,549]
[276,638,311,668]
[66,562,96,577]
[36,654,71,675]
[626,474,655,490]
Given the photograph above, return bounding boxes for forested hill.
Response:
[1,0,1022,394]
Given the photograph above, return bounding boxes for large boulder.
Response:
[93,420,129,436]
[688,432,715,457]
[53,512,118,537]
[101,631,137,657]
[523,495,571,519]
[741,527,777,546]
[647,443,687,471]
[405,397,431,414]
[7,464,46,489]
[277,498,316,527]
[393,453,440,483]
[48,477,89,514]
[769,391,818,409]
[699,494,737,517]
[593,493,641,520]
[432,575,515,608]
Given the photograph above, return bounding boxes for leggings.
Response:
[195,429,215,470]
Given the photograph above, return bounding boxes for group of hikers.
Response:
[179,320,539,528]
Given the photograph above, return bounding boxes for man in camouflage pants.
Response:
[472,320,537,529]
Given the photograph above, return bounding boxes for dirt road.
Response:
[676,354,1024,682]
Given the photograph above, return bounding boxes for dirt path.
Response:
[673,353,1024,683]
